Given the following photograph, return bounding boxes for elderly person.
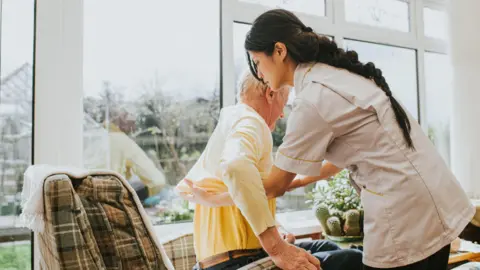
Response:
[176,73,362,270]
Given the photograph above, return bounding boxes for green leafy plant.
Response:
[307,169,363,238]
[306,169,361,211]
[157,208,194,224]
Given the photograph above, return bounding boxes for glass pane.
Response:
[345,40,418,119]
[425,53,452,165]
[345,0,410,32]
[0,0,34,268]
[233,23,251,95]
[83,1,220,225]
[424,8,448,40]
[240,0,325,16]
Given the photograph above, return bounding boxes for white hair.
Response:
[236,70,268,103]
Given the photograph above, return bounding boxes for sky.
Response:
[1,0,34,77]
[82,0,220,100]
[1,0,451,127]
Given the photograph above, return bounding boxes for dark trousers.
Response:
[363,244,451,270]
[297,240,363,270]
[194,240,363,270]
[194,250,268,270]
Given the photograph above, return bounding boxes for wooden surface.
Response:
[448,251,480,264]
[295,232,322,240]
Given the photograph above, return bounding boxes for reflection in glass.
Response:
[345,40,418,119]
[83,1,220,225]
[425,52,452,165]
[345,0,410,32]
[0,0,34,268]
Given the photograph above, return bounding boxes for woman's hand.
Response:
[178,179,235,207]
[181,179,215,206]
[286,163,343,192]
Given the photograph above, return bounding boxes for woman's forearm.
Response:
[263,165,297,198]
[177,163,338,207]
[288,162,342,189]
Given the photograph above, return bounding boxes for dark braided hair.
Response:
[245,9,414,149]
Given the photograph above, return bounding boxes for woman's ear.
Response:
[274,42,288,62]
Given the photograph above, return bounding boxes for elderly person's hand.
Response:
[270,243,322,270]
[282,232,296,244]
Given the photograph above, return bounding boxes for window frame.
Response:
[222,0,448,127]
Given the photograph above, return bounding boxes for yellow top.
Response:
[192,178,276,261]
[176,104,277,261]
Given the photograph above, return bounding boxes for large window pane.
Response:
[240,0,325,16]
[233,23,251,94]
[424,8,448,40]
[345,0,410,32]
[83,1,220,225]
[345,40,418,119]
[425,52,452,165]
[0,0,34,268]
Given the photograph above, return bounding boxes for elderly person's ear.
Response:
[265,87,275,104]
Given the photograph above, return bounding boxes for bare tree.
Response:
[208,87,220,125]
[136,78,188,184]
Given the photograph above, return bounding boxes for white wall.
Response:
[449,0,480,199]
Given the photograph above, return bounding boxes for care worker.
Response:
[245,9,474,270]
[189,8,475,270]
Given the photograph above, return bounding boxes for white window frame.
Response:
[33,1,84,269]
[221,0,448,131]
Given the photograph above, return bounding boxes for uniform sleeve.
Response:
[220,117,276,236]
[275,98,334,176]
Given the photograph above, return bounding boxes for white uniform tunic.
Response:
[275,63,475,268]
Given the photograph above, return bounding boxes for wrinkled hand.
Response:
[271,243,321,270]
[281,232,296,244]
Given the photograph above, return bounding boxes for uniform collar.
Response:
[293,62,317,95]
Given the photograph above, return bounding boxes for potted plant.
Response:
[306,169,364,242]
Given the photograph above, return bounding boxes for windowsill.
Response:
[153,209,321,243]
[154,199,480,243]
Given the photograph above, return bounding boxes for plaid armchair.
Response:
[162,233,279,270]
[162,234,196,270]
[38,173,170,270]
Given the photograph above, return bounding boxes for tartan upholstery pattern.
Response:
[160,233,281,270]
[162,234,196,270]
[40,173,167,270]
[160,233,280,270]
[42,174,105,270]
